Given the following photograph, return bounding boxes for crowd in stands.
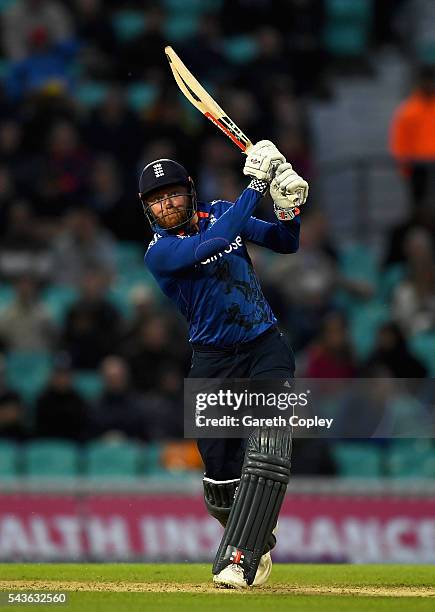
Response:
[0,1,434,477]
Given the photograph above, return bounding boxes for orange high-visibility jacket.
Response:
[390,92,435,160]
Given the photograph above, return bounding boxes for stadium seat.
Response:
[0,440,18,479]
[409,333,435,377]
[23,440,79,478]
[115,241,144,267]
[223,36,258,64]
[377,264,406,303]
[338,243,379,286]
[0,0,16,13]
[324,0,373,57]
[0,283,14,310]
[161,440,203,471]
[332,442,382,477]
[386,440,435,479]
[76,82,109,108]
[85,440,141,477]
[163,0,222,14]
[127,83,158,112]
[42,285,78,325]
[143,442,166,475]
[6,351,52,404]
[349,302,389,359]
[73,371,103,401]
[112,10,146,42]
[165,14,200,41]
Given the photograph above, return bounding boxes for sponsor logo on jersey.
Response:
[200,235,243,265]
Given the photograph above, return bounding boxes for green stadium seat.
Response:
[339,244,379,285]
[112,10,146,42]
[0,283,14,310]
[6,351,52,403]
[223,36,258,64]
[332,442,382,477]
[85,440,141,477]
[163,0,222,14]
[349,302,389,359]
[127,83,158,112]
[409,333,435,377]
[0,440,18,479]
[0,0,16,13]
[377,264,406,303]
[326,0,372,21]
[115,241,144,268]
[42,285,78,325]
[324,0,372,57]
[143,442,165,475]
[73,371,103,401]
[23,440,79,478]
[165,14,200,41]
[76,82,109,108]
[386,440,435,479]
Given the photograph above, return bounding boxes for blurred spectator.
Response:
[89,356,147,440]
[52,206,116,286]
[286,0,327,97]
[37,121,90,213]
[0,167,18,232]
[180,13,230,83]
[384,204,435,266]
[304,312,357,378]
[0,275,56,351]
[119,7,167,80]
[389,65,435,206]
[142,366,185,439]
[126,315,185,393]
[162,440,203,471]
[270,211,338,350]
[73,0,118,79]
[6,27,79,101]
[60,269,122,369]
[0,355,27,440]
[365,322,427,378]
[0,200,53,282]
[241,27,289,93]
[35,352,89,440]
[84,88,143,180]
[392,228,435,335]
[2,0,73,61]
[120,286,158,353]
[88,155,144,242]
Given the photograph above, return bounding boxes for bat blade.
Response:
[165,46,252,153]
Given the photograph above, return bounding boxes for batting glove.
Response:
[243,140,285,183]
[273,162,309,206]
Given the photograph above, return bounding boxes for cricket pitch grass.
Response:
[0,564,434,611]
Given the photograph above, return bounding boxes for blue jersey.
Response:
[144,184,300,346]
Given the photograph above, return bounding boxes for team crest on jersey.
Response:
[153,163,164,177]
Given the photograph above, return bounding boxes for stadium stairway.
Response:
[309,48,411,256]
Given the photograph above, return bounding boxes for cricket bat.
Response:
[165,46,252,154]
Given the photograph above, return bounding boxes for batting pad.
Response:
[212,427,291,585]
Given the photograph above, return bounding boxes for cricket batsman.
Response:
[138,140,309,588]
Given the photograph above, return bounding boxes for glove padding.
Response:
[243,140,285,183]
[273,162,309,207]
[270,162,308,221]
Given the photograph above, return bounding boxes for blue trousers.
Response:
[189,326,295,480]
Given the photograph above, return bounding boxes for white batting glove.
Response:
[270,179,301,221]
[243,140,285,183]
[273,162,309,206]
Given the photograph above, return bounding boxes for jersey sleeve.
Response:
[145,183,267,274]
[241,215,300,254]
